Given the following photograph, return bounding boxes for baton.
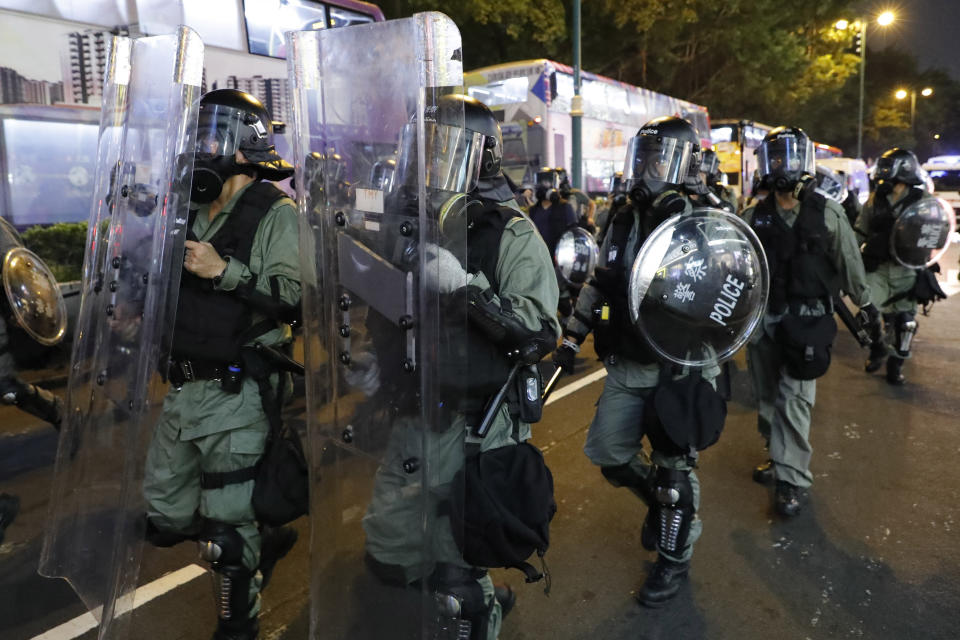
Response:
[541,365,564,403]
[474,362,521,439]
[833,296,870,347]
[253,342,306,376]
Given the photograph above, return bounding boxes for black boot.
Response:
[258,525,298,591]
[886,356,905,385]
[864,342,887,373]
[774,481,803,517]
[752,459,775,485]
[0,494,20,545]
[636,555,689,607]
[212,616,259,640]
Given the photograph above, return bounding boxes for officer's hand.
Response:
[651,190,686,216]
[552,338,580,374]
[184,240,227,279]
[423,244,469,294]
[792,174,817,201]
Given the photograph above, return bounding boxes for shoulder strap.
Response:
[466,200,520,292]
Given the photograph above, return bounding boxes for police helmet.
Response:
[196,89,293,182]
[875,147,924,187]
[623,116,700,203]
[756,126,815,192]
[814,164,848,204]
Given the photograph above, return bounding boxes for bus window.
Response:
[467,77,528,106]
[328,5,376,28]
[711,126,734,144]
[244,0,327,58]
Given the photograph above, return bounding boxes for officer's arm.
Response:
[215,199,302,316]
[462,216,560,362]
[826,200,871,307]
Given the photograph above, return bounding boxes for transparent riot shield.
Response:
[554,227,599,286]
[627,208,769,367]
[288,13,472,639]
[890,196,955,268]
[39,27,202,639]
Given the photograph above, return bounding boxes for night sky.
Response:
[862,0,960,79]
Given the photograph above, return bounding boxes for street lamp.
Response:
[840,10,896,159]
[895,87,934,130]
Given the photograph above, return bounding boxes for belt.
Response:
[168,358,228,387]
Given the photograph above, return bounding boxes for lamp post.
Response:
[845,10,895,159]
[895,86,934,131]
[571,0,583,189]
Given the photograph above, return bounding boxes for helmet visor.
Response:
[757,136,815,181]
[396,122,485,193]
[622,135,693,190]
[195,103,269,158]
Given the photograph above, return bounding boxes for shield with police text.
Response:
[627,207,769,367]
[39,28,202,639]
[555,227,599,286]
[288,13,477,638]
[890,196,955,268]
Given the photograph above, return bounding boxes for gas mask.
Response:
[191,154,241,204]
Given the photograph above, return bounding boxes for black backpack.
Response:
[450,442,556,588]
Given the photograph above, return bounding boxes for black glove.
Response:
[651,190,686,216]
[552,338,580,374]
[792,174,817,201]
[857,302,882,344]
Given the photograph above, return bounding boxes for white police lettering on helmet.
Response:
[709,274,746,326]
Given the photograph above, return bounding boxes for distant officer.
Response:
[699,149,738,211]
[553,116,719,606]
[142,89,300,640]
[744,127,876,517]
[856,148,939,385]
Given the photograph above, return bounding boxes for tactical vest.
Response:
[750,193,840,313]
[861,187,926,272]
[438,200,521,399]
[172,181,287,363]
[590,203,664,364]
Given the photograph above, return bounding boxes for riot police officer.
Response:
[744,127,876,516]
[552,116,719,606]
[856,148,939,384]
[698,148,738,212]
[142,89,300,640]
[360,94,560,639]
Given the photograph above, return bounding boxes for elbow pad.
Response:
[460,285,557,365]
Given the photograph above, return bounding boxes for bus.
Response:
[710,119,844,200]
[0,0,384,228]
[709,119,772,201]
[464,59,711,194]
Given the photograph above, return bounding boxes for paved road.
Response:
[3,257,960,640]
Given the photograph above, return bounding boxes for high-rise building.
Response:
[215,75,291,125]
[0,67,64,105]
[61,28,126,105]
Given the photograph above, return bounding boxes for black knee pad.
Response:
[430,564,491,640]
[894,311,917,357]
[198,521,256,626]
[198,520,246,567]
[653,467,695,555]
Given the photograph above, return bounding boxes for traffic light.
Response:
[849,31,863,57]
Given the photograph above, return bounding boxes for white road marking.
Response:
[545,368,607,405]
[32,564,207,640]
[32,371,609,640]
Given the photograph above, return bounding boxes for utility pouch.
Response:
[776,312,837,380]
